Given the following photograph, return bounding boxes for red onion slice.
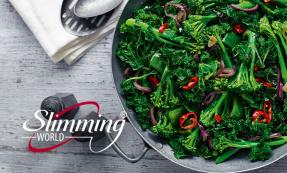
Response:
[203,91,223,106]
[124,67,132,76]
[164,2,190,26]
[207,137,213,149]
[269,132,282,139]
[247,133,282,141]
[217,68,236,78]
[149,106,158,126]
[194,53,200,62]
[133,81,151,93]
[216,60,236,78]
[198,123,209,142]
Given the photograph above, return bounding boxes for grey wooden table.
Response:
[0,1,286,173]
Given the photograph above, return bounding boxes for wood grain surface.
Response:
[0,0,286,172]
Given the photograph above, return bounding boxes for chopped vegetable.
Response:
[234,24,246,34]
[159,22,168,33]
[214,114,223,123]
[179,112,198,130]
[148,76,160,87]
[117,0,287,164]
[182,76,199,90]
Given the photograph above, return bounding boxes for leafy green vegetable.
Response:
[117,0,287,164]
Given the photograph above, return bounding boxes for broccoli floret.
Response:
[228,31,262,92]
[150,66,179,109]
[260,17,287,84]
[207,78,229,91]
[200,92,229,127]
[249,143,272,161]
[187,0,218,14]
[213,136,257,153]
[164,77,180,108]
[184,15,217,40]
[246,30,263,91]
[272,21,287,56]
[227,62,251,92]
[152,115,176,139]
[180,127,200,153]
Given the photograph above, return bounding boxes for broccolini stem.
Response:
[124,72,156,84]
[274,44,287,84]
[214,92,229,114]
[216,148,241,164]
[215,34,233,68]
[230,141,258,148]
[248,32,257,80]
[268,136,287,146]
[277,34,287,56]
[205,3,216,9]
[230,137,287,149]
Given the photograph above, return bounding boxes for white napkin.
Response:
[9,0,128,65]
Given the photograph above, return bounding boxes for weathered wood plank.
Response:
[0,0,286,172]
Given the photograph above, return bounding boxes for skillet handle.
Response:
[105,121,150,163]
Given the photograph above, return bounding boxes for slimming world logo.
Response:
[22,101,126,153]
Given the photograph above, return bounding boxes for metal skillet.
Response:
[110,0,287,172]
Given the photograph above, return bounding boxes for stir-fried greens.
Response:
[117,0,287,163]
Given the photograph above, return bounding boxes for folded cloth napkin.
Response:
[9,0,128,65]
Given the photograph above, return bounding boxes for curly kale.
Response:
[169,138,188,159]
[121,80,152,129]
